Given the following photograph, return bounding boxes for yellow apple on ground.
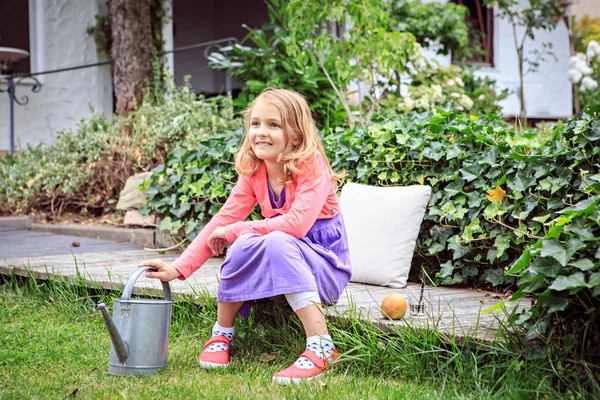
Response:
[381,293,407,320]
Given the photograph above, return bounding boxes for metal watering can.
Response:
[95,266,172,376]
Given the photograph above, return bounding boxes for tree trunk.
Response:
[110,0,153,116]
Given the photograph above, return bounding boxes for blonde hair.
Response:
[235,88,346,187]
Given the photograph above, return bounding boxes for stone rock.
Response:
[116,172,153,211]
[123,210,156,226]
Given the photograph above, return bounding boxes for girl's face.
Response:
[248,99,297,166]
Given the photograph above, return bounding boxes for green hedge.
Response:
[141,107,600,356]
[324,108,598,288]
[142,107,599,288]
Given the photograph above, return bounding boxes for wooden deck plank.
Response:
[0,248,528,343]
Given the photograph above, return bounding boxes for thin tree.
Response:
[110,0,153,116]
[486,0,565,126]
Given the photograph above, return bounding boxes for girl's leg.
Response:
[273,296,338,384]
[295,303,328,337]
[199,301,244,369]
[217,301,245,328]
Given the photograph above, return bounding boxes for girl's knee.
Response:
[262,230,295,246]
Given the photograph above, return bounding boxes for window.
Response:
[0,0,31,74]
[453,0,494,66]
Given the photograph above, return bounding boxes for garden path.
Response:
[0,228,530,343]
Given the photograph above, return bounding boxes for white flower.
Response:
[455,77,464,87]
[415,98,429,110]
[458,94,474,110]
[399,98,415,112]
[450,92,460,98]
[431,84,443,101]
[570,53,587,68]
[580,76,598,92]
[446,79,456,87]
[587,40,600,61]
[577,61,593,76]
[478,94,486,100]
[568,68,583,83]
[456,105,465,111]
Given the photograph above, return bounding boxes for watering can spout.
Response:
[95,303,129,364]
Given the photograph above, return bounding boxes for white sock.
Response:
[205,322,234,353]
[293,335,335,370]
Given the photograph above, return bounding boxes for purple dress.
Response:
[216,182,352,310]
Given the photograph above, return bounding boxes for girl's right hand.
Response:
[138,259,182,282]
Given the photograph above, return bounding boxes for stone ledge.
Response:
[0,216,40,229]
[30,223,155,247]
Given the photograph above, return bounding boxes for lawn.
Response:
[0,275,588,399]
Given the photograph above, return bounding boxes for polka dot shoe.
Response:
[199,335,231,368]
[272,349,339,384]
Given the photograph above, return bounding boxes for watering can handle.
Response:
[121,266,172,301]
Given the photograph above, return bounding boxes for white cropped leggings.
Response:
[284,291,321,312]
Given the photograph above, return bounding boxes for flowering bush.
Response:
[383,62,507,115]
[568,40,600,111]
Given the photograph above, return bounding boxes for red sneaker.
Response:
[198,335,230,368]
[272,349,339,384]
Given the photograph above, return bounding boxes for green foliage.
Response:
[285,0,418,127]
[505,108,600,358]
[573,15,600,53]
[323,108,598,289]
[142,108,598,294]
[139,129,255,240]
[0,113,115,215]
[0,81,241,216]
[207,0,344,129]
[387,0,470,58]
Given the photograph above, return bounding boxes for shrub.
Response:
[139,129,251,241]
[0,80,241,216]
[207,0,344,129]
[324,108,598,289]
[142,108,598,292]
[506,108,600,360]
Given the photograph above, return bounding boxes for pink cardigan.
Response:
[172,152,340,280]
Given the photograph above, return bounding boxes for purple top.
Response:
[268,181,287,209]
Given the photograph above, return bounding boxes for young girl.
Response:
[139,88,352,384]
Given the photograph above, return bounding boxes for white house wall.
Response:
[430,0,573,119]
[0,0,113,152]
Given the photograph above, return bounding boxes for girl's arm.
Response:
[172,175,257,279]
[224,154,330,242]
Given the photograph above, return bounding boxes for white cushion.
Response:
[340,182,431,288]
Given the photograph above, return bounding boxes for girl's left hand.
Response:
[207,226,228,256]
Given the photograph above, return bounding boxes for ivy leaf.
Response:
[459,164,481,182]
[448,236,470,259]
[565,238,586,262]
[428,242,445,255]
[569,258,596,271]
[482,268,505,287]
[438,260,454,278]
[508,169,536,192]
[506,248,531,275]
[538,295,568,313]
[529,256,562,277]
[540,239,568,266]
[548,272,587,291]
[493,235,511,259]
[588,271,600,288]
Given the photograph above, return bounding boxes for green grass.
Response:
[0,274,595,399]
